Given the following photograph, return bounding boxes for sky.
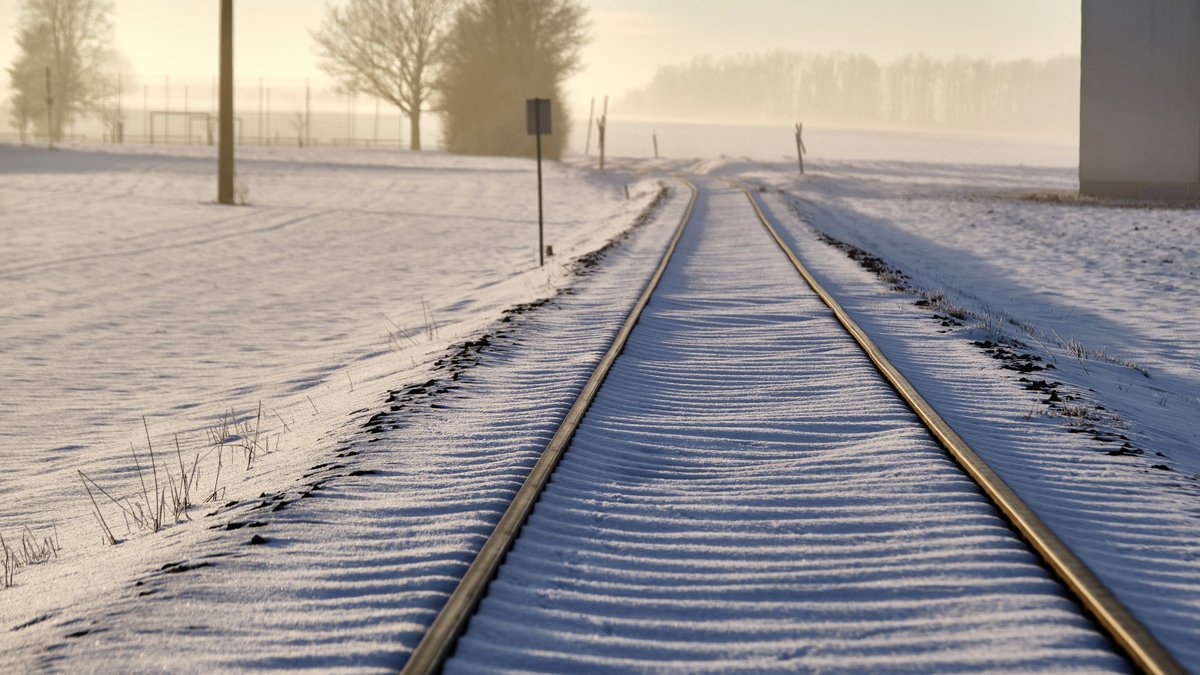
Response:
[0,0,1082,117]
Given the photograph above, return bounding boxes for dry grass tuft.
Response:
[1,526,61,589]
[80,418,204,545]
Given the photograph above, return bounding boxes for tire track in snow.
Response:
[441,180,1124,672]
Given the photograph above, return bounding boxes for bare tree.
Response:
[312,0,455,150]
[438,0,588,159]
[6,0,116,142]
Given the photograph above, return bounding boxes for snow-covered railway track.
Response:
[403,178,1178,673]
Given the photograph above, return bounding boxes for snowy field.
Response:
[2,133,1198,671]
[0,142,674,668]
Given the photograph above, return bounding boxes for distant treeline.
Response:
[620,51,1081,137]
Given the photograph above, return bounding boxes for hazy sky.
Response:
[0,0,1082,116]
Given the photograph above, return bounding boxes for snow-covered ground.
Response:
[0,142,676,669]
[2,135,1198,671]
[708,158,1200,668]
[448,180,1121,672]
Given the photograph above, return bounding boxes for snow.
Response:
[446,180,1121,672]
[1,130,1197,671]
[725,159,1200,668]
[0,142,676,669]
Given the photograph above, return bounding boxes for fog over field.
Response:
[0,0,1083,154]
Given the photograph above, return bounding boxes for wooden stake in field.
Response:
[795,122,808,175]
[597,96,608,171]
[585,96,594,155]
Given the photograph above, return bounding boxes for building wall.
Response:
[1080,0,1200,199]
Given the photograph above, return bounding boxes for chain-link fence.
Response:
[0,76,439,149]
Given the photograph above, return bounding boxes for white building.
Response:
[1080,0,1200,199]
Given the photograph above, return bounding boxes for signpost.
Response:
[44,67,53,148]
[526,98,551,267]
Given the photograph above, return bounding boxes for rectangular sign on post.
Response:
[526,98,552,135]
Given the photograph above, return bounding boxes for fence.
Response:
[0,76,438,149]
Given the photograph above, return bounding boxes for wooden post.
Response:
[184,85,191,143]
[653,131,659,159]
[266,87,272,145]
[217,0,235,204]
[115,75,121,143]
[597,117,606,170]
[306,80,312,147]
[598,95,608,171]
[585,96,594,155]
[795,122,807,175]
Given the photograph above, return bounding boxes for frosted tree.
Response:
[312,0,456,150]
[438,0,587,159]
[6,0,116,142]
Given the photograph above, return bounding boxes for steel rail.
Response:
[400,180,699,675]
[742,185,1184,675]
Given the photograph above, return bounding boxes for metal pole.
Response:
[535,98,544,268]
[44,67,54,147]
[218,0,235,204]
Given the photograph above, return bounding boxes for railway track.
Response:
[402,178,1182,673]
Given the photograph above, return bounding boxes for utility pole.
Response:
[218,0,235,204]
